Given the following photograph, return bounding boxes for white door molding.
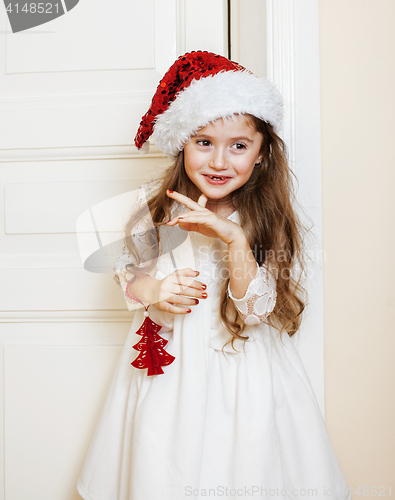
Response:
[266,0,296,161]
[266,0,325,414]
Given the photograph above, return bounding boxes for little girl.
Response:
[77,51,351,500]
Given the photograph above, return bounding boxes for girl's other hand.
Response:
[155,268,207,314]
[166,190,244,245]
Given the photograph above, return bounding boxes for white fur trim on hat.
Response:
[138,140,150,155]
[152,70,283,159]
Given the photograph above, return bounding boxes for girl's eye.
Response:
[196,140,211,147]
[232,143,247,150]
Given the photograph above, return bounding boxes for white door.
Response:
[0,1,229,499]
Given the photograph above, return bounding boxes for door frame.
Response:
[267,0,324,413]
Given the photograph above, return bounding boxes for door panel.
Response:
[0,1,228,498]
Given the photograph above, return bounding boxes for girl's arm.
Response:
[227,228,259,299]
[166,189,265,297]
[227,260,277,325]
[227,229,277,325]
[165,190,277,324]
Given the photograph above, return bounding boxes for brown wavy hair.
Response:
[122,115,306,347]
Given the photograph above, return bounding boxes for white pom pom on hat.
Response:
[134,51,284,160]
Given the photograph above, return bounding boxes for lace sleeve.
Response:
[114,245,145,311]
[227,261,277,325]
[113,182,159,311]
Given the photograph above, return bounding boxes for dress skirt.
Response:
[77,296,351,500]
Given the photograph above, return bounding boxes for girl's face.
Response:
[183,114,264,205]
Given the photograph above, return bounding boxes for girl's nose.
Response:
[209,148,227,170]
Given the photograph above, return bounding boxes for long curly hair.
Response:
[123,115,306,346]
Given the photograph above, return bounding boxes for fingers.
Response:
[162,281,207,301]
[171,281,207,300]
[156,268,208,308]
[166,210,214,227]
[156,269,206,304]
[165,192,212,227]
[168,295,200,307]
[166,189,207,211]
[164,292,206,313]
[197,193,208,208]
[156,293,203,315]
[170,267,200,278]
[169,268,206,291]
[158,302,192,315]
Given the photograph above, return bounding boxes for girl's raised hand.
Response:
[166,190,243,245]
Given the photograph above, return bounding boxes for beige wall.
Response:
[319,0,395,491]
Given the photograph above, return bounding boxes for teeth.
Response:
[209,176,223,180]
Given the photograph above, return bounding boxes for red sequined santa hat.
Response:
[134,51,284,160]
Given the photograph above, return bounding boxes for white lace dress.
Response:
[77,183,351,500]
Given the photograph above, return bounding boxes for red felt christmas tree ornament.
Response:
[131,306,175,376]
[126,280,175,376]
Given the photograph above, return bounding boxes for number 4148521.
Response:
[5,3,60,14]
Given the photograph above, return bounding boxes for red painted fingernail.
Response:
[201,284,207,290]
[186,308,192,313]
[202,293,208,299]
[194,299,199,305]
[178,217,184,220]
[168,189,173,193]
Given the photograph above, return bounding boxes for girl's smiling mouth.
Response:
[203,174,232,184]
